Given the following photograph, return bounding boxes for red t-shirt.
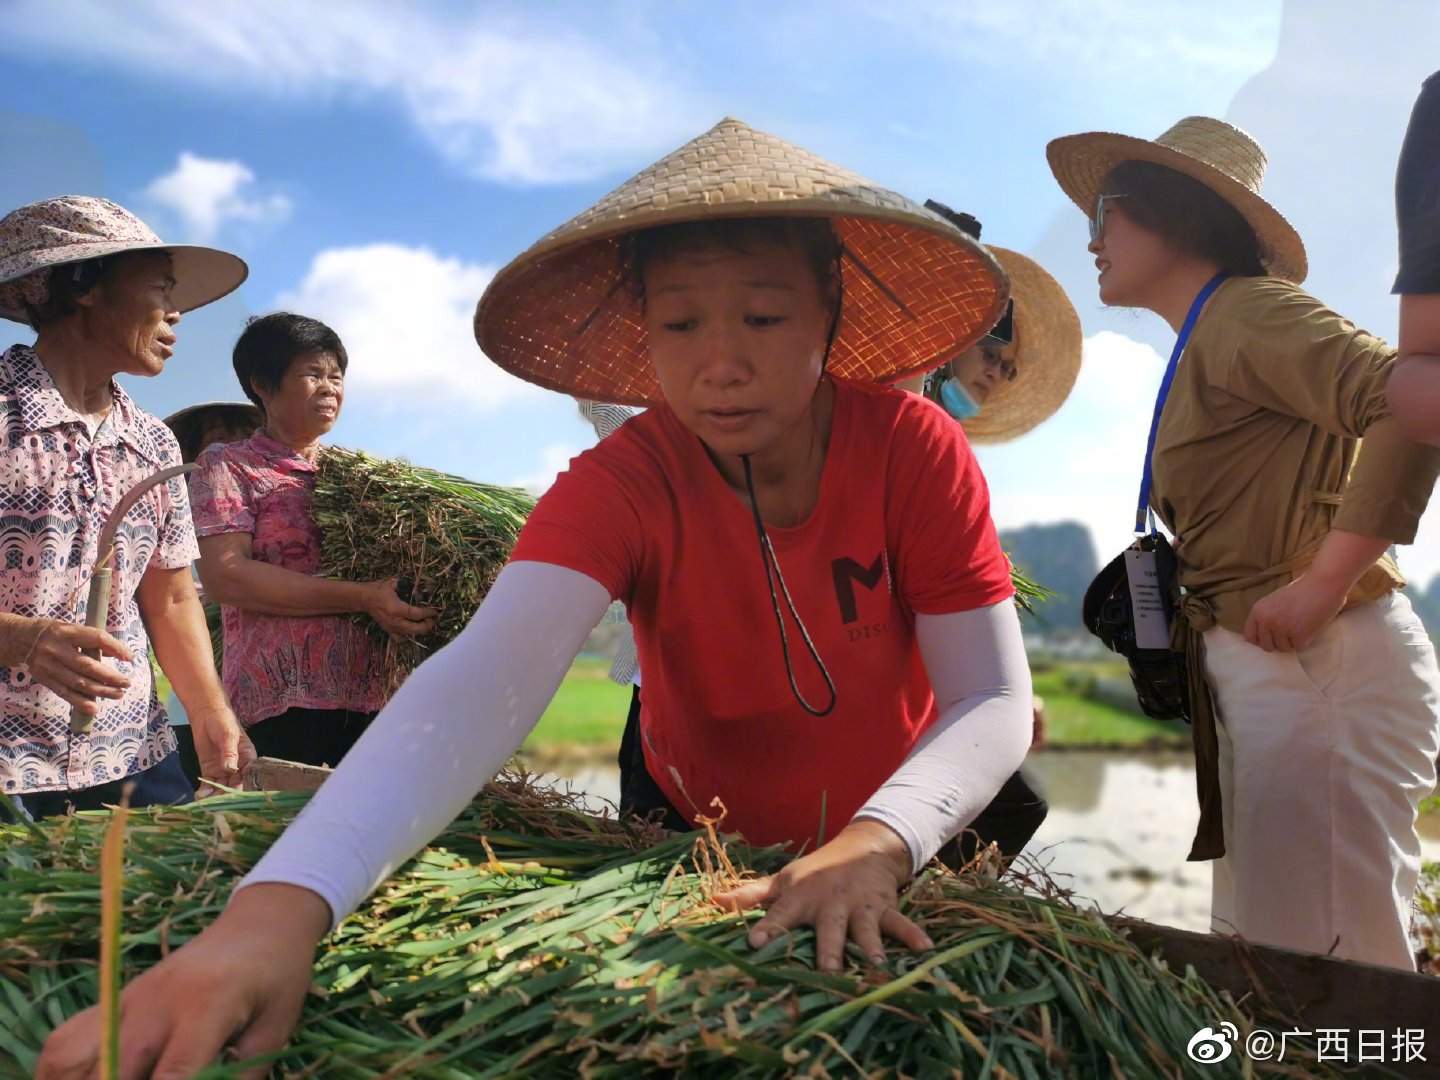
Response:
[512,378,1012,851]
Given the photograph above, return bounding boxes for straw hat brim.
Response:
[1045,131,1308,284]
[162,401,264,431]
[475,119,1010,406]
[164,400,264,463]
[961,247,1082,445]
[0,241,249,324]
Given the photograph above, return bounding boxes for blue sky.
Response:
[4,0,1440,583]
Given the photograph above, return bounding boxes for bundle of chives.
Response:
[311,448,535,689]
[1,777,1339,1077]
[1007,558,1049,616]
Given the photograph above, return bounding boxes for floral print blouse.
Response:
[0,345,197,794]
[189,430,387,726]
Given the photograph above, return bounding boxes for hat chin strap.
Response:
[818,267,846,377]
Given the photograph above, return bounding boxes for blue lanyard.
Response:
[1135,272,1229,535]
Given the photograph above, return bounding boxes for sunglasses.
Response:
[1090,193,1127,242]
[979,343,1018,382]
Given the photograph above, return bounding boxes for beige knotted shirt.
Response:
[1148,276,1440,859]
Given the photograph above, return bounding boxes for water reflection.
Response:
[1024,751,1208,931]
[537,749,1440,935]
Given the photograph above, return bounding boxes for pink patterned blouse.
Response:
[189,431,386,726]
[0,345,197,795]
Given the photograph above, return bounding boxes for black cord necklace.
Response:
[740,453,837,717]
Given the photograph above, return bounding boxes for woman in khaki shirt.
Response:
[1047,117,1440,970]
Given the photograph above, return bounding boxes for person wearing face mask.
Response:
[930,344,1001,420]
[895,204,1084,867]
[898,205,1082,445]
[910,299,1011,423]
[0,196,253,821]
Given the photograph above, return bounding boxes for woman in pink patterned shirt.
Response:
[189,313,436,767]
[0,195,252,819]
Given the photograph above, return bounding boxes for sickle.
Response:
[70,463,198,735]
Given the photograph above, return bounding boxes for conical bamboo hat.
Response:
[476,118,1010,405]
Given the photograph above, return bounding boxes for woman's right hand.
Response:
[36,883,329,1080]
[0,615,133,715]
[360,578,439,641]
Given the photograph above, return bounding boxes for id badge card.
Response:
[1124,547,1172,649]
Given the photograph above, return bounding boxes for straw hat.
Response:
[163,400,263,432]
[1046,116,1307,283]
[961,246,1082,445]
[0,195,248,325]
[163,401,264,463]
[475,118,1009,405]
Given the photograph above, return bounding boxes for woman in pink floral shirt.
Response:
[0,195,252,819]
[190,313,436,767]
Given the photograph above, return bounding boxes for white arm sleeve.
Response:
[854,600,1032,876]
[235,560,613,928]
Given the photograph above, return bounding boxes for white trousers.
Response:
[1202,591,1440,969]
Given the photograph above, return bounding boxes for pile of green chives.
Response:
[1,776,1339,1078]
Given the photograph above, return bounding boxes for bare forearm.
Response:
[1305,529,1392,593]
[200,557,370,618]
[141,581,229,717]
[1387,355,1440,446]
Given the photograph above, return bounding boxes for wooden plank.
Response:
[242,757,332,793]
[1114,918,1440,1077]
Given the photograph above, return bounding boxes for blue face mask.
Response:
[939,377,982,421]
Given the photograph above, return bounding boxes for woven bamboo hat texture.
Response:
[0,195,248,325]
[962,246,1082,444]
[1046,116,1307,283]
[475,118,1009,405]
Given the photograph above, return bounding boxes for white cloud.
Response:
[5,0,698,184]
[513,442,586,496]
[274,243,544,410]
[142,152,292,242]
[979,330,1166,562]
[867,0,1279,85]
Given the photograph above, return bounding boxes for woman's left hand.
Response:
[712,819,932,971]
[1242,572,1348,652]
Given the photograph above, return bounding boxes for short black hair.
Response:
[232,312,348,412]
[618,217,843,305]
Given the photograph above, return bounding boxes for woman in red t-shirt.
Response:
[40,119,1035,1075]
